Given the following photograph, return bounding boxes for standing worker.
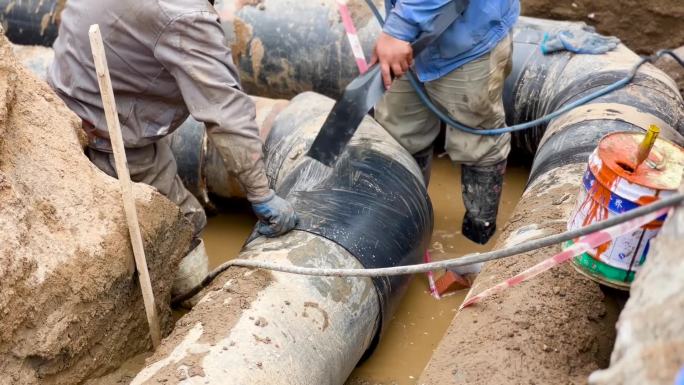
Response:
[47,0,298,297]
[372,0,519,244]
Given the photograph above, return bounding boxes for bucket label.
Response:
[581,169,668,221]
[569,180,660,272]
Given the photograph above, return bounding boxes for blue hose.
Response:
[405,59,643,135]
[363,0,681,136]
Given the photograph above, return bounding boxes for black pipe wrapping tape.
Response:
[275,148,433,346]
[0,0,60,46]
[546,71,684,127]
[251,92,434,354]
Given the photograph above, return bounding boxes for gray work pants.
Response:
[87,137,207,237]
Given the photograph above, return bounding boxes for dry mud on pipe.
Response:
[216,0,381,99]
[131,231,379,385]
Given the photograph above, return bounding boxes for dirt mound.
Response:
[0,29,193,385]
[589,201,684,385]
[521,0,684,54]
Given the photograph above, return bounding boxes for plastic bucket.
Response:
[566,131,684,290]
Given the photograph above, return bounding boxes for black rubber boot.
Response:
[461,160,507,244]
[412,146,434,187]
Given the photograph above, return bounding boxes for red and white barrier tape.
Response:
[460,206,671,309]
[336,0,369,74]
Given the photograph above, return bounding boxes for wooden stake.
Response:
[88,24,161,348]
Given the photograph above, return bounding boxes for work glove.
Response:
[251,189,298,237]
[541,30,620,55]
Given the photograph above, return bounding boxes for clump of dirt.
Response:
[521,0,684,54]
[0,29,193,385]
[129,267,272,383]
[419,164,621,385]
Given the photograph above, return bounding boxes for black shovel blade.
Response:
[307,1,468,167]
[306,64,385,166]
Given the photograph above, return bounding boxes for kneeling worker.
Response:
[372,0,519,244]
[47,0,297,295]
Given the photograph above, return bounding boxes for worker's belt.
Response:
[82,120,113,152]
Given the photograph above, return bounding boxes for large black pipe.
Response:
[0,0,381,99]
[504,17,684,162]
[0,0,62,46]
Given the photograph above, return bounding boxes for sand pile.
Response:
[0,29,193,385]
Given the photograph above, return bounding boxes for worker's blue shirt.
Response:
[384,0,520,82]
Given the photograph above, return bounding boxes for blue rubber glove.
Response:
[251,189,298,237]
[541,30,620,55]
[675,366,684,385]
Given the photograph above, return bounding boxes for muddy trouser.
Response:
[375,34,513,244]
[86,137,207,238]
[374,34,513,166]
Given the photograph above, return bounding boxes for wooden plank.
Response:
[88,24,161,348]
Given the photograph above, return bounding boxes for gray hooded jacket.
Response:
[47,0,270,200]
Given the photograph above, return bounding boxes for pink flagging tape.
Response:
[336,0,369,74]
[424,250,441,299]
[459,207,671,309]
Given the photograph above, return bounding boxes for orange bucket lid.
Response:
[593,132,684,191]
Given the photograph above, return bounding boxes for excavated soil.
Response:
[419,164,621,385]
[521,0,684,54]
[0,29,193,385]
[132,267,273,384]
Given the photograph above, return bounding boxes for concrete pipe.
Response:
[418,17,684,385]
[132,92,433,384]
